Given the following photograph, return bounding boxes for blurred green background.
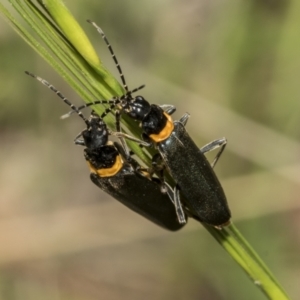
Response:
[0,0,300,299]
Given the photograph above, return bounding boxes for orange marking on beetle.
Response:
[150,112,174,142]
[87,155,123,177]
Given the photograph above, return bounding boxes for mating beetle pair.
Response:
[26,20,231,230]
[25,71,185,231]
[65,20,231,228]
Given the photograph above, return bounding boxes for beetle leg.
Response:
[178,113,190,126]
[74,130,85,146]
[159,104,176,115]
[200,137,227,168]
[173,184,187,224]
[114,110,131,157]
[163,182,186,224]
[111,131,151,147]
[151,153,166,190]
[151,154,186,223]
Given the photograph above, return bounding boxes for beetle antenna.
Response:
[24,71,109,126]
[88,20,129,94]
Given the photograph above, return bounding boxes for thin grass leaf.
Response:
[204,223,290,299]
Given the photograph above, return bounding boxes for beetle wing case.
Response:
[158,121,231,226]
[90,162,185,231]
